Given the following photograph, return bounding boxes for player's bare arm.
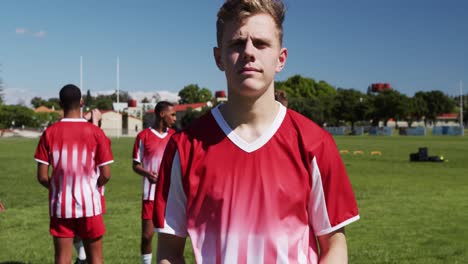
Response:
[156,233,186,264]
[317,227,348,264]
[37,163,50,189]
[132,160,158,183]
[97,165,111,187]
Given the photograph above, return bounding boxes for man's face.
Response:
[161,106,176,128]
[214,13,287,98]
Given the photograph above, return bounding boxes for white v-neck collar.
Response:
[150,127,169,139]
[211,102,286,153]
[60,118,87,122]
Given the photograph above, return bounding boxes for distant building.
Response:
[100,110,142,137]
[435,113,460,126]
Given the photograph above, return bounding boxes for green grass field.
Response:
[1,135,467,263]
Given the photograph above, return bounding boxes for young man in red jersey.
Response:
[73,109,104,264]
[35,84,113,264]
[154,1,359,263]
[132,101,176,264]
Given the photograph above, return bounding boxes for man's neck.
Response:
[220,89,280,143]
[152,122,167,134]
[63,109,82,119]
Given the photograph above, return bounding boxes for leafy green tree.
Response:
[288,97,329,125]
[276,75,337,125]
[34,112,61,127]
[45,98,61,110]
[0,105,36,128]
[110,90,132,103]
[31,97,47,108]
[334,89,368,131]
[178,84,212,104]
[31,97,61,109]
[94,95,113,110]
[276,75,317,98]
[415,91,455,124]
[370,90,409,127]
[407,94,428,127]
[199,88,213,103]
[84,90,94,108]
[180,107,210,129]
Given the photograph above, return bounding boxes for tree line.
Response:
[276,75,461,130]
[0,74,466,130]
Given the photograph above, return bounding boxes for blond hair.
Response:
[216,0,286,47]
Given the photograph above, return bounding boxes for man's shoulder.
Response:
[182,111,216,135]
[285,109,325,133]
[136,127,150,138]
[171,111,217,144]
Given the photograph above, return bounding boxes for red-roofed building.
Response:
[434,113,459,126]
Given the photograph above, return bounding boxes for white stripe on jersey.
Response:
[83,178,93,216]
[297,244,307,264]
[155,151,188,236]
[57,146,68,217]
[53,149,60,168]
[309,157,331,236]
[247,235,264,264]
[221,233,239,264]
[75,174,83,218]
[276,235,289,264]
[137,139,143,163]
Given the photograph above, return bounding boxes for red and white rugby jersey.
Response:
[34,118,113,218]
[154,103,359,263]
[132,127,175,201]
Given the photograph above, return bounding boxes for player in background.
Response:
[154,0,359,263]
[132,101,176,264]
[35,84,113,264]
[73,109,104,264]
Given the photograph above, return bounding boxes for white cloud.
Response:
[3,87,55,107]
[33,30,47,38]
[14,28,47,38]
[15,28,27,34]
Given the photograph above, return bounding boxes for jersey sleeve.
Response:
[132,133,143,163]
[34,130,50,165]
[95,130,114,167]
[153,138,188,237]
[308,133,359,236]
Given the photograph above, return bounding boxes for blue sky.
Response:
[1,0,467,105]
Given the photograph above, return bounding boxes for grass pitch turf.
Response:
[0,135,467,263]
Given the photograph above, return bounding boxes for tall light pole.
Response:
[116,56,120,104]
[80,56,83,117]
[460,80,464,136]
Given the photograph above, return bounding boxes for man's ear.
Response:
[213,47,225,71]
[275,47,288,73]
[80,99,84,107]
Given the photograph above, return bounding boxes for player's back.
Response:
[35,118,113,218]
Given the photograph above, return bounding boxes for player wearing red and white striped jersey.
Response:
[132,101,176,264]
[155,104,359,263]
[154,1,359,263]
[35,84,113,264]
